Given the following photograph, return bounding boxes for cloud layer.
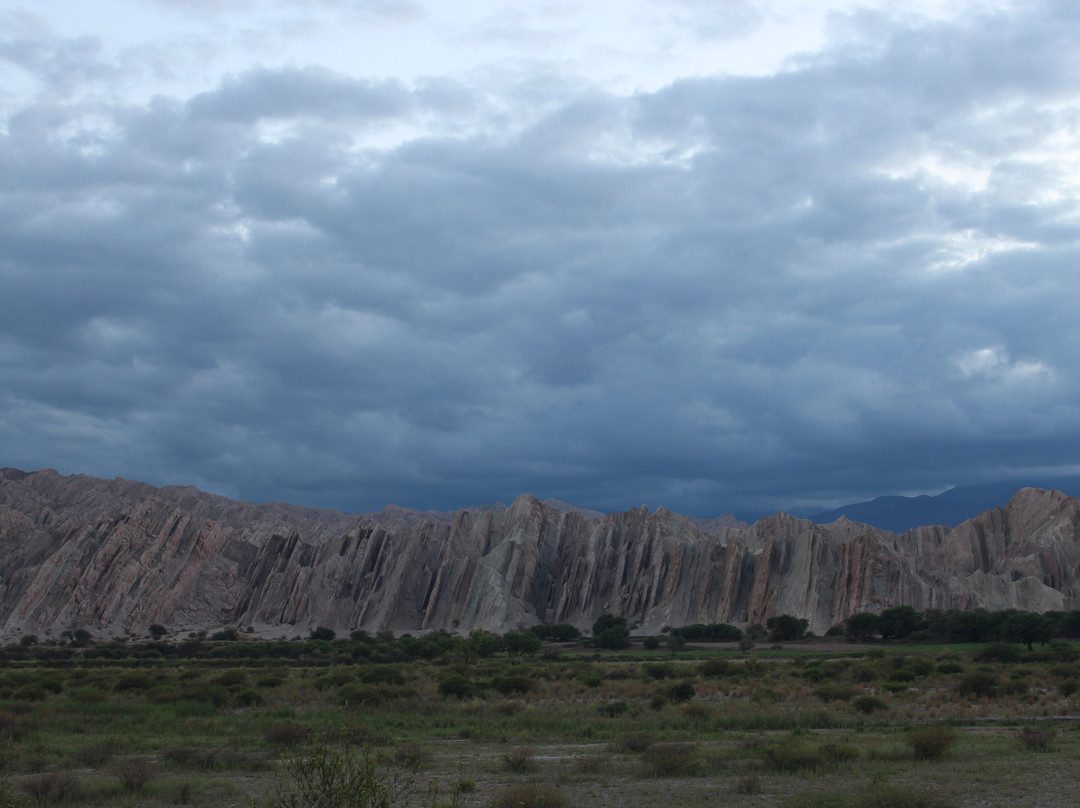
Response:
[3,1,1080,517]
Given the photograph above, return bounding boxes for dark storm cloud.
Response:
[3,2,1080,516]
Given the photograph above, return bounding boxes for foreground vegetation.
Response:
[1,618,1079,807]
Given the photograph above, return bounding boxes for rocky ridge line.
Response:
[0,467,1077,641]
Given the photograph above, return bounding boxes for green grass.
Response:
[1,638,1079,807]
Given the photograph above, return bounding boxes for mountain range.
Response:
[802,477,1080,533]
[2,467,1078,642]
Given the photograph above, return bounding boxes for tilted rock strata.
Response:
[1,467,1078,641]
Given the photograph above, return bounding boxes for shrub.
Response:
[339,683,387,706]
[114,671,156,692]
[491,675,533,695]
[976,643,1023,663]
[699,658,730,677]
[956,670,999,698]
[852,695,887,714]
[236,687,264,707]
[762,741,825,772]
[645,662,676,679]
[786,784,954,808]
[71,685,108,703]
[936,661,964,675]
[437,675,474,699]
[905,726,957,760]
[1016,726,1055,752]
[114,757,156,793]
[392,743,427,771]
[736,774,763,795]
[667,681,696,702]
[492,784,567,808]
[598,701,628,717]
[503,747,535,773]
[261,735,393,808]
[640,743,705,777]
[266,723,311,749]
[819,742,860,763]
[214,669,249,688]
[815,683,857,702]
[20,771,81,802]
[613,731,654,753]
[78,740,119,767]
[359,667,405,686]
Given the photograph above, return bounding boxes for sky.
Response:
[3,0,1080,519]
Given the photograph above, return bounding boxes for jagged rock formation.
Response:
[1,467,1078,641]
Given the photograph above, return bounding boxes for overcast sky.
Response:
[3,0,1080,518]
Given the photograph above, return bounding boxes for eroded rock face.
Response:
[1,467,1078,641]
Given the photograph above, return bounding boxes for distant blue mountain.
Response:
[802,477,1080,533]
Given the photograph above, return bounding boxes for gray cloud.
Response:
[3,2,1080,517]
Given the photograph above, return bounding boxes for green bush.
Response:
[956,670,999,698]
[598,701,628,717]
[437,675,474,699]
[814,683,857,702]
[852,695,887,714]
[640,743,705,777]
[905,726,957,760]
[491,674,533,695]
[976,643,1023,663]
[667,681,696,702]
[762,741,825,772]
[114,671,156,692]
[645,663,675,680]
[699,658,731,677]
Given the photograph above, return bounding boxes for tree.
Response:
[876,606,921,639]
[766,615,809,642]
[309,627,336,642]
[503,630,541,656]
[72,628,93,647]
[592,614,630,650]
[1001,611,1053,652]
[530,623,581,642]
[844,612,880,642]
[149,624,167,641]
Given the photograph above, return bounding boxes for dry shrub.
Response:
[1016,726,1055,752]
[503,747,535,773]
[736,774,763,795]
[265,722,311,748]
[613,731,654,753]
[576,753,610,774]
[114,756,156,792]
[77,739,118,767]
[640,743,705,778]
[21,771,81,802]
[819,742,860,764]
[392,742,427,771]
[904,726,957,760]
[492,783,568,808]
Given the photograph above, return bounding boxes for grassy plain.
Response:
[1,636,1078,807]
